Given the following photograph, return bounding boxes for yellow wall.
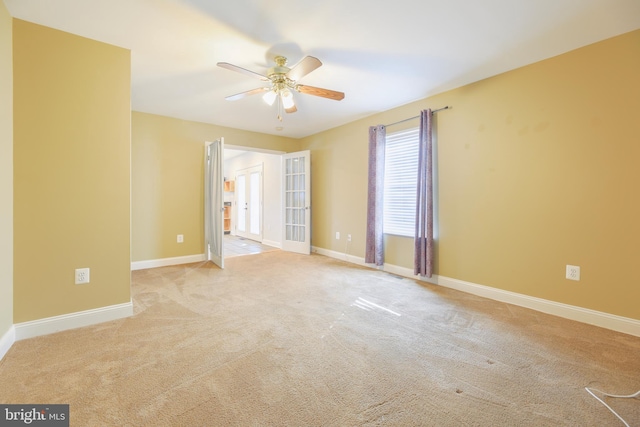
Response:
[0,3,13,337]
[301,30,640,321]
[13,20,131,323]
[131,112,299,262]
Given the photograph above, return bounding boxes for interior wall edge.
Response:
[0,326,16,362]
[0,0,14,354]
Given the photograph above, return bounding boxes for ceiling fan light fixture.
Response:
[281,89,295,109]
[263,90,277,106]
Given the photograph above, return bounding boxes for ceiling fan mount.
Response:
[217,55,344,121]
[265,57,296,99]
[268,55,290,75]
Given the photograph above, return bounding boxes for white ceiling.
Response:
[5,0,640,138]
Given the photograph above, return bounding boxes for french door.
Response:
[235,164,263,242]
[282,151,310,254]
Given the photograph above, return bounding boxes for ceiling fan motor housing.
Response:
[266,57,297,92]
[267,56,290,77]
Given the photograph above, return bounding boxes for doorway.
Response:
[235,164,263,242]
[224,235,279,258]
[219,146,310,258]
[223,146,283,250]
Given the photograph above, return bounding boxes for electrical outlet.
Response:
[75,268,90,285]
[347,234,352,242]
[566,265,580,281]
[335,232,340,240]
[177,234,184,243]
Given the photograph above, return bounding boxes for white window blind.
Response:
[383,128,419,237]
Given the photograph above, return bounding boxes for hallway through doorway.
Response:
[224,235,279,258]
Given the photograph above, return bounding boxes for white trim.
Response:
[434,275,640,338]
[0,325,16,361]
[261,239,282,249]
[131,254,206,271]
[225,144,285,156]
[311,246,640,338]
[15,301,133,341]
[312,246,369,268]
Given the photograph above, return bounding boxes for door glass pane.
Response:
[237,175,246,232]
[284,155,308,243]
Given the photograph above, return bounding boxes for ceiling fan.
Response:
[217,55,345,121]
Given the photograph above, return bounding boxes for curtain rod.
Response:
[384,106,452,127]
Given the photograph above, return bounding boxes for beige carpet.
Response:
[1,251,639,426]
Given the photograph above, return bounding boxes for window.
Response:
[383,127,419,237]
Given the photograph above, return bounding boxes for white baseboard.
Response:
[131,254,206,271]
[311,246,640,338]
[312,246,370,268]
[261,239,282,249]
[0,325,16,361]
[434,275,640,338]
[15,301,134,341]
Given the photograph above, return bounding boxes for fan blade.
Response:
[286,56,322,81]
[225,87,269,101]
[285,104,297,114]
[217,62,269,81]
[296,84,345,101]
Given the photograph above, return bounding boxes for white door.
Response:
[204,139,224,268]
[235,164,263,242]
[282,151,311,254]
[236,173,246,236]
